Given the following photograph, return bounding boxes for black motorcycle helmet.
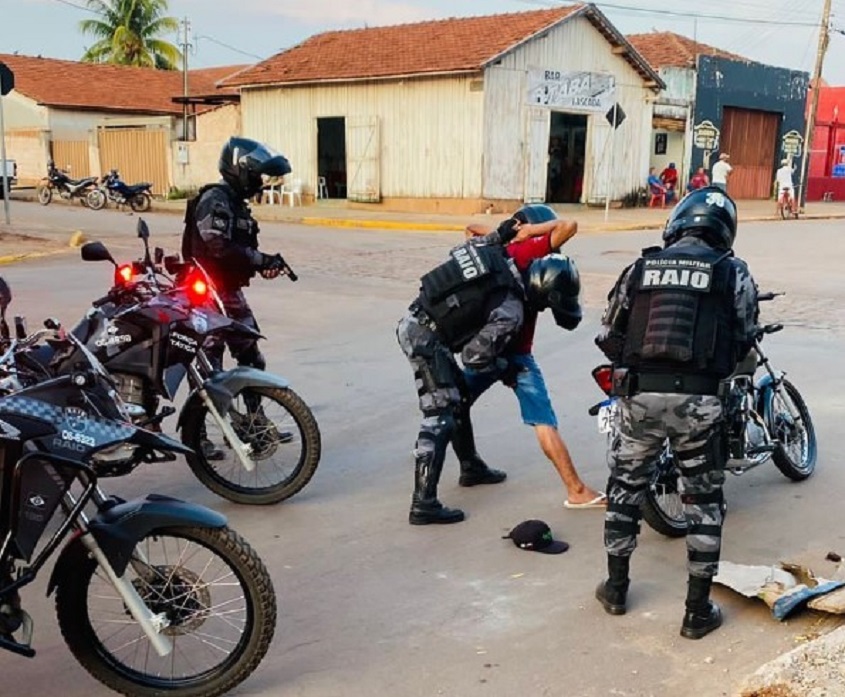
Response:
[662,186,738,250]
[514,203,558,225]
[525,253,582,330]
[218,137,291,199]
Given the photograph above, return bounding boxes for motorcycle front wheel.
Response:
[37,185,52,205]
[183,386,322,505]
[130,192,152,212]
[55,525,276,697]
[769,378,817,480]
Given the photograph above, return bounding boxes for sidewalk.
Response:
[8,188,845,233]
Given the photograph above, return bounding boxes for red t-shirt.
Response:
[506,234,553,353]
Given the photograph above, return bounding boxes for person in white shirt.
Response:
[711,153,732,192]
[775,159,795,215]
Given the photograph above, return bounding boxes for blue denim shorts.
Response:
[462,353,558,428]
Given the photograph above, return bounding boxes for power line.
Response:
[194,35,264,60]
[50,0,97,12]
[515,0,821,27]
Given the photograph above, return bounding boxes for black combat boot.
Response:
[409,452,465,525]
[680,576,722,640]
[595,555,630,616]
[452,402,506,487]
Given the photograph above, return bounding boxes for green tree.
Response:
[79,0,181,70]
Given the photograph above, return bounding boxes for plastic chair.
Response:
[648,190,665,208]
[262,183,281,205]
[316,176,328,200]
[282,179,303,207]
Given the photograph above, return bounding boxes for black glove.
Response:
[495,217,519,244]
[259,253,284,271]
[496,357,523,389]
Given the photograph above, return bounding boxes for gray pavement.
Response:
[0,203,843,697]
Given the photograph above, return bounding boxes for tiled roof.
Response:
[0,53,245,115]
[221,5,616,88]
[626,32,749,70]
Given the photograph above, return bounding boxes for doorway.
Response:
[317,117,347,199]
[546,112,587,203]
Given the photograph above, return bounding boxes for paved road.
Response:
[2,203,844,697]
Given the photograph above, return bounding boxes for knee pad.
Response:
[235,343,266,371]
[420,410,456,452]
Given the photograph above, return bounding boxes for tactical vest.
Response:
[621,245,736,378]
[418,242,521,352]
[182,184,258,287]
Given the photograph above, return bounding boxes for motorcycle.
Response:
[0,279,276,696]
[92,169,152,212]
[589,292,817,537]
[8,219,321,505]
[36,161,104,208]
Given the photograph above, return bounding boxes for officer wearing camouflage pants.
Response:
[595,186,759,640]
[397,221,527,525]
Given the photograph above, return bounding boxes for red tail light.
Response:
[592,365,613,395]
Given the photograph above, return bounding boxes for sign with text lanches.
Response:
[526,69,615,113]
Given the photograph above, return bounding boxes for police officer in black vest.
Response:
[594,187,759,639]
[396,221,525,525]
[182,137,292,373]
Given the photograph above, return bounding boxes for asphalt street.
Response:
[2,202,844,697]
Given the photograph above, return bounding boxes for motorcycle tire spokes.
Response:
[770,378,817,480]
[56,526,276,697]
[37,186,52,206]
[130,193,152,213]
[185,386,321,505]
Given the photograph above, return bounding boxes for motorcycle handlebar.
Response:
[757,291,785,302]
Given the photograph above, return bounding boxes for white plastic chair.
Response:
[262,182,282,205]
[282,179,303,207]
[316,176,328,199]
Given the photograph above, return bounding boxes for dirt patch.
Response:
[0,228,66,262]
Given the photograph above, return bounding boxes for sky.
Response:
[2,0,845,83]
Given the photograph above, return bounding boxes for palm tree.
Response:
[79,0,181,70]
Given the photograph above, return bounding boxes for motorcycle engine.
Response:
[91,373,150,474]
[113,372,150,422]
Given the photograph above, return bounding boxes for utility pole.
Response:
[798,0,832,210]
[180,17,191,142]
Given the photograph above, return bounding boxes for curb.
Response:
[299,216,465,232]
[0,250,64,265]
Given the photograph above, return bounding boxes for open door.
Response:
[346,115,380,203]
[524,107,550,202]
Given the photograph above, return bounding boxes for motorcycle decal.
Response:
[171,332,198,353]
[94,320,132,348]
[0,418,21,439]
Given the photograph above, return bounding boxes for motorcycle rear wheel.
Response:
[130,192,152,212]
[86,188,106,210]
[37,185,52,205]
[55,525,276,697]
[769,378,817,480]
[640,450,687,538]
[183,386,322,505]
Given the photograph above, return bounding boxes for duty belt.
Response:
[612,369,721,396]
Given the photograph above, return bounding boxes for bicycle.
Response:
[778,186,799,220]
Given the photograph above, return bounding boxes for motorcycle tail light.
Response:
[185,270,210,306]
[592,365,613,395]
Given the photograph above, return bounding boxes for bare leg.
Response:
[535,424,604,505]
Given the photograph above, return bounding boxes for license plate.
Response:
[597,399,616,434]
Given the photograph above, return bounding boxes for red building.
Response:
[808,84,845,201]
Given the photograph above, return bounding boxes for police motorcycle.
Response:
[7,219,321,506]
[589,292,817,537]
[0,278,276,697]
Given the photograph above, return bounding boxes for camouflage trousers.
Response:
[605,392,725,578]
[395,310,463,469]
[205,287,265,371]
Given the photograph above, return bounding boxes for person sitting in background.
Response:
[660,162,679,203]
[687,167,710,192]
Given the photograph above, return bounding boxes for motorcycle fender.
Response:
[176,366,290,431]
[754,371,783,419]
[47,494,227,594]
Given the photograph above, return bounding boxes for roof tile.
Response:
[626,32,749,70]
[220,6,583,87]
[0,53,245,115]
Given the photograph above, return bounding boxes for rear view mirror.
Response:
[154,247,164,265]
[81,241,116,265]
[137,218,150,241]
[0,277,11,315]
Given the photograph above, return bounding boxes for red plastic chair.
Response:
[648,191,665,208]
